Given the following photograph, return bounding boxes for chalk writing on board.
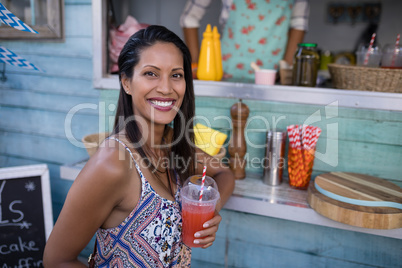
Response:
[0,180,33,228]
[0,176,46,267]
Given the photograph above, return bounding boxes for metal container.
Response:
[262,130,287,186]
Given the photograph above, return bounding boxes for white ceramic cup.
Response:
[255,69,277,85]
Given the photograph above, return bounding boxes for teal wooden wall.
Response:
[198,97,402,186]
[190,210,402,268]
[101,92,402,186]
[0,0,401,267]
[0,0,98,232]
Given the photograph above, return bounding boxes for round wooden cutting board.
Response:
[307,172,402,229]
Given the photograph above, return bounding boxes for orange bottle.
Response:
[197,24,216,81]
[213,26,223,81]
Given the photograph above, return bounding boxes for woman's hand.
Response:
[193,211,222,248]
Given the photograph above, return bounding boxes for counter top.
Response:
[60,161,402,240]
[226,175,402,240]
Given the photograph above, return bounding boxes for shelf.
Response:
[193,80,402,112]
[92,74,402,112]
[60,161,402,240]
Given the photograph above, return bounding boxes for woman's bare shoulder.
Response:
[77,137,136,188]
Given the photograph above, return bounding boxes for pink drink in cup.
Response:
[181,175,220,247]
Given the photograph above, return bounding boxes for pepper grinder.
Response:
[228,101,249,180]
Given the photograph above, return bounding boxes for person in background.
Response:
[180,0,310,83]
[43,25,235,267]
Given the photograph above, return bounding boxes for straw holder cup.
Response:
[262,131,287,186]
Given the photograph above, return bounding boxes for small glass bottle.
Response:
[292,43,320,87]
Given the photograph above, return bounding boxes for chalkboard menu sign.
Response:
[0,164,53,267]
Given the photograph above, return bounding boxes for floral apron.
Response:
[221,0,294,83]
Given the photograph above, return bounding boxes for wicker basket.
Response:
[328,64,402,93]
[82,132,110,157]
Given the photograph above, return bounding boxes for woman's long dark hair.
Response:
[112,25,195,185]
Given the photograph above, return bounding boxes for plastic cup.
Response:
[380,44,402,69]
[181,175,220,247]
[287,148,316,190]
[255,69,277,85]
[356,44,382,67]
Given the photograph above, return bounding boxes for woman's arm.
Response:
[43,141,136,267]
[283,0,309,64]
[180,0,214,64]
[183,27,200,64]
[283,28,305,65]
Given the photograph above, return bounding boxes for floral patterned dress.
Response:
[94,137,191,267]
[221,0,294,83]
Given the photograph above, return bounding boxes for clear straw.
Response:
[391,34,400,67]
[199,166,207,201]
[364,33,376,66]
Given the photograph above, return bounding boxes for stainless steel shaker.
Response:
[262,130,287,186]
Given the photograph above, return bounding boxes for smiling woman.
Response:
[43,25,235,268]
[121,42,186,126]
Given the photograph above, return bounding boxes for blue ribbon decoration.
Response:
[0,3,38,34]
[0,46,42,72]
[314,181,402,210]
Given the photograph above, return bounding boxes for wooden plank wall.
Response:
[191,210,402,268]
[0,0,98,235]
[194,97,402,186]
[102,92,402,186]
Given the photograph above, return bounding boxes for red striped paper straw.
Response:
[364,33,376,66]
[310,127,321,150]
[199,166,207,201]
[302,125,307,149]
[288,125,299,149]
[296,125,302,150]
[287,125,295,147]
[391,34,400,67]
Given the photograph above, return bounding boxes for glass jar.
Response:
[292,43,320,87]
